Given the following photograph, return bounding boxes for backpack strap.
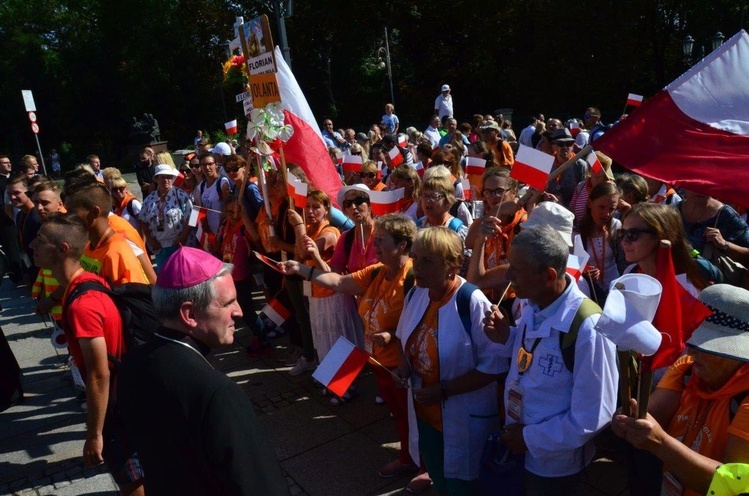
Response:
[447,216,463,232]
[456,282,479,341]
[65,280,123,366]
[560,298,601,372]
[404,268,415,295]
[126,199,136,218]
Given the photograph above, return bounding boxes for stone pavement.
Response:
[0,173,631,495]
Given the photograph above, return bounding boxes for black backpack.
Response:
[66,281,159,363]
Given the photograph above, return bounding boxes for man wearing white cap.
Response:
[483,225,618,495]
[434,84,453,120]
[118,246,289,495]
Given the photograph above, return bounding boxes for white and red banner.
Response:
[312,336,370,397]
[253,251,285,274]
[188,205,207,227]
[569,121,581,136]
[567,235,590,281]
[334,151,344,164]
[411,161,425,178]
[398,135,408,148]
[225,119,238,134]
[369,188,404,216]
[596,30,749,208]
[274,47,342,206]
[465,156,487,176]
[511,145,554,191]
[461,178,473,200]
[626,93,644,107]
[586,151,603,174]
[286,175,308,208]
[388,146,404,167]
[262,298,291,326]
[342,154,363,173]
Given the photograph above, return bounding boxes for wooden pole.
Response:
[547,144,593,183]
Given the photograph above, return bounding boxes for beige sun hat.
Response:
[687,284,749,362]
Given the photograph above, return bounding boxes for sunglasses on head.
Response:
[361,172,377,179]
[616,228,656,242]
[343,196,369,208]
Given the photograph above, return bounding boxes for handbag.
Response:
[478,432,524,496]
[702,208,747,286]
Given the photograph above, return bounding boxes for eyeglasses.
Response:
[112,187,126,193]
[342,196,369,208]
[224,167,240,173]
[482,187,507,198]
[616,228,657,242]
[200,162,216,167]
[361,172,377,179]
[553,142,573,148]
[422,193,446,203]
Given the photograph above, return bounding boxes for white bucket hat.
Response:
[522,202,574,247]
[337,184,370,208]
[687,284,749,362]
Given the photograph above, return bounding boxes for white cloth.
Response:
[585,218,621,290]
[198,177,229,234]
[498,276,618,477]
[396,279,507,480]
[309,292,364,361]
[423,125,441,148]
[518,124,536,147]
[434,94,453,120]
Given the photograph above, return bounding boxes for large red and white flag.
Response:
[465,156,487,176]
[511,145,554,190]
[286,175,308,208]
[586,150,603,174]
[596,30,749,207]
[262,298,291,327]
[342,154,363,173]
[369,188,404,216]
[388,146,404,167]
[626,93,644,107]
[274,47,342,206]
[188,205,207,227]
[312,336,369,397]
[225,119,238,134]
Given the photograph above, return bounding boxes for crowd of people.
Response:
[2,89,749,496]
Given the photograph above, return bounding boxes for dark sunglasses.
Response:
[224,167,240,173]
[343,196,369,208]
[190,164,200,169]
[553,142,573,148]
[361,172,377,179]
[201,162,216,167]
[179,169,190,174]
[616,228,656,242]
[112,186,126,193]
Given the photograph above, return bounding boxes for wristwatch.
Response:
[722,240,730,252]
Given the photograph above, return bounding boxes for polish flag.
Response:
[595,30,749,208]
[461,179,472,200]
[225,119,238,134]
[173,171,185,188]
[388,146,404,167]
[312,336,370,398]
[335,151,344,164]
[253,250,285,274]
[369,188,404,216]
[188,205,207,227]
[262,298,291,327]
[586,151,603,174]
[274,47,342,206]
[411,161,425,178]
[510,145,554,191]
[398,135,408,148]
[626,93,644,107]
[465,156,487,176]
[567,235,590,280]
[342,154,363,173]
[286,175,308,208]
[569,121,581,136]
[376,161,384,179]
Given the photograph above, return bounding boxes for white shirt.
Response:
[434,94,453,119]
[518,124,536,147]
[423,125,441,148]
[499,277,618,477]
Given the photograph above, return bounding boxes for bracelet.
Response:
[307,267,315,281]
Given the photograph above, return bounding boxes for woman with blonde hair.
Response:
[360,160,386,191]
[388,165,420,221]
[109,176,142,232]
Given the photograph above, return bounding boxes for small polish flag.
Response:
[286,175,308,208]
[465,156,487,176]
[569,121,581,136]
[397,135,408,148]
[262,298,291,326]
[626,93,644,107]
[173,171,185,188]
[566,253,589,281]
[461,179,472,200]
[411,161,425,178]
[586,151,603,174]
[189,205,207,227]
[511,145,554,191]
[376,161,384,179]
[342,154,363,173]
[253,251,285,274]
[312,336,370,398]
[225,119,238,134]
[388,146,404,167]
[369,188,404,216]
[335,151,344,164]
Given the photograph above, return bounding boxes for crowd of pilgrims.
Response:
[5,107,749,495]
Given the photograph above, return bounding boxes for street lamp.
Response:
[377,28,395,106]
[683,32,725,67]
[712,31,726,51]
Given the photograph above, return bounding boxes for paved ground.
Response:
[0,173,632,495]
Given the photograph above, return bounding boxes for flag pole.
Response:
[368,354,411,389]
[254,153,275,239]
[279,145,293,210]
[621,103,629,117]
[547,145,593,183]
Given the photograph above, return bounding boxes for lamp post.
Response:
[377,28,395,106]
[273,0,294,68]
[683,32,725,67]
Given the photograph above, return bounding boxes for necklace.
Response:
[154,333,213,369]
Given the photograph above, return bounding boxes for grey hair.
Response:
[152,264,234,322]
[512,225,568,278]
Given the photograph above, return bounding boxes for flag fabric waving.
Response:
[626,93,644,107]
[595,30,749,208]
[342,154,363,173]
[388,146,404,167]
[511,145,555,190]
[567,235,590,281]
[274,47,342,207]
[286,175,308,208]
[465,157,487,176]
[369,188,404,216]
[461,179,473,201]
[312,336,370,397]
[225,119,238,134]
[188,205,207,227]
[411,161,425,178]
[262,298,291,327]
[586,151,603,174]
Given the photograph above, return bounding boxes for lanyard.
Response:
[590,232,607,281]
[517,324,540,376]
[154,333,213,369]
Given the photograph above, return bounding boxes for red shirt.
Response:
[63,271,125,379]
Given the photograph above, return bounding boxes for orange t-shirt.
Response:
[351,260,413,368]
[81,231,149,286]
[487,141,515,168]
[483,208,526,301]
[657,354,749,496]
[372,181,387,192]
[108,213,147,254]
[305,224,339,298]
[405,286,458,432]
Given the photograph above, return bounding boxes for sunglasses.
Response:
[553,142,573,148]
[224,167,240,173]
[361,172,377,179]
[112,187,126,193]
[482,187,507,198]
[616,228,656,242]
[190,164,200,169]
[201,162,216,167]
[342,196,369,208]
[179,169,190,174]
